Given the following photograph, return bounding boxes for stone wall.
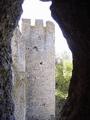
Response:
[11,28,26,120]
[12,19,55,120]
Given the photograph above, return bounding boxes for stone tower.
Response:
[12,19,55,120]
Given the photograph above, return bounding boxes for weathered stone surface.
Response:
[0,0,23,119]
[11,28,26,120]
[24,19,55,120]
[0,0,90,120]
[12,19,55,120]
[49,0,90,120]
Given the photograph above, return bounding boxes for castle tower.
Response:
[12,19,55,120]
[22,19,55,120]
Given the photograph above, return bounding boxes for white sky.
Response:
[19,0,72,58]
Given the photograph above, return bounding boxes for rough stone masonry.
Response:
[11,19,55,120]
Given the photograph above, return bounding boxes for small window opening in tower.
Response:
[33,46,38,51]
[11,0,73,120]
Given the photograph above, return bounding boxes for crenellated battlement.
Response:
[21,19,55,34]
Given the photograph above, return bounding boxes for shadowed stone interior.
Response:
[0,0,90,120]
[0,0,23,119]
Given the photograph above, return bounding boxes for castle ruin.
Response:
[11,19,55,120]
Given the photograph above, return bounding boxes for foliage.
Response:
[55,54,72,100]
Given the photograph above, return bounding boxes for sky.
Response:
[19,0,72,58]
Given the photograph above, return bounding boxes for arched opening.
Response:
[11,0,73,120]
[0,0,89,120]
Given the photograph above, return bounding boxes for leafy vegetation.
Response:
[55,52,72,119]
[55,52,72,100]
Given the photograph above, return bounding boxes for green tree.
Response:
[55,56,72,99]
